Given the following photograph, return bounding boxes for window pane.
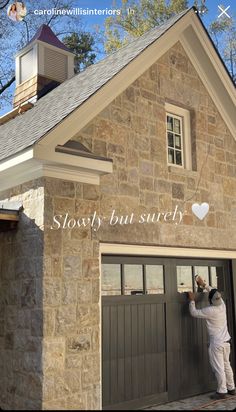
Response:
[124,265,143,295]
[175,134,181,149]
[102,264,121,296]
[174,118,181,134]
[167,116,173,131]
[177,266,193,292]
[210,267,224,291]
[168,148,175,164]
[176,150,182,165]
[146,265,164,294]
[168,132,174,148]
[194,266,209,291]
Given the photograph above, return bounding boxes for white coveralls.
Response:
[189,285,235,394]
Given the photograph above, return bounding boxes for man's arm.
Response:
[189,300,215,319]
[188,292,215,319]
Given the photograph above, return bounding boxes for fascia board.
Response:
[0,159,102,193]
[34,145,113,174]
[180,24,236,139]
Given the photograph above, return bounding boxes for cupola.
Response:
[13,24,75,107]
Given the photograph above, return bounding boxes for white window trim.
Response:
[165,103,192,170]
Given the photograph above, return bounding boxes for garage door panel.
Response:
[102,306,110,406]
[102,300,167,407]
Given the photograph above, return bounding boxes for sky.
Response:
[0,0,235,115]
[64,0,236,26]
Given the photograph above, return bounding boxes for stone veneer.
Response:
[0,181,44,410]
[0,41,236,410]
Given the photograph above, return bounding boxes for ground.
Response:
[145,392,236,410]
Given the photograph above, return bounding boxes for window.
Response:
[101,263,165,296]
[165,103,192,170]
[124,264,143,295]
[176,264,225,293]
[146,265,164,294]
[167,114,184,167]
[102,264,121,296]
[177,266,193,292]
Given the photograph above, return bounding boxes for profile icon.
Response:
[7,2,27,22]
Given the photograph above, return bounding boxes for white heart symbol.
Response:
[192,203,209,220]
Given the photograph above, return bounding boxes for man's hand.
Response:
[195,275,206,288]
[188,292,195,301]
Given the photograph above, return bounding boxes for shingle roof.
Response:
[0,8,191,162]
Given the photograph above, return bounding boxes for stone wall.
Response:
[73,41,236,250]
[0,180,44,410]
[42,179,100,410]
[0,40,235,410]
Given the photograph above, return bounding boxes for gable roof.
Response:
[0,7,235,164]
[0,8,190,162]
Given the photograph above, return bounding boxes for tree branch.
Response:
[0,0,10,10]
[0,75,15,95]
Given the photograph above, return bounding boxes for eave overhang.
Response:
[0,146,113,194]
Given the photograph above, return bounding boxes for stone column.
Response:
[0,180,44,410]
[42,178,101,410]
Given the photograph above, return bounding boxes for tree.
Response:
[104,0,188,53]
[63,32,96,73]
[193,0,208,16]
[0,0,97,111]
[209,17,236,83]
[0,0,10,9]
[104,0,235,84]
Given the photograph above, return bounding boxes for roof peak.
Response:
[27,24,71,52]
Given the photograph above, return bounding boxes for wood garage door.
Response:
[102,256,235,410]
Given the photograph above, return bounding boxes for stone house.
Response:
[0,6,235,411]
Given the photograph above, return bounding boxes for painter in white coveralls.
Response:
[188,275,235,400]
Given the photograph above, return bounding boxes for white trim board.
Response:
[0,151,113,193]
[180,25,236,138]
[100,243,236,259]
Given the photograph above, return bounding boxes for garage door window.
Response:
[102,264,121,296]
[146,265,164,294]
[176,265,225,293]
[102,263,165,296]
[177,266,192,292]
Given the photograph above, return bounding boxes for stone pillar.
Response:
[42,178,101,410]
[0,178,102,410]
[0,180,44,410]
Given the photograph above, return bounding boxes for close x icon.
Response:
[218,4,231,19]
